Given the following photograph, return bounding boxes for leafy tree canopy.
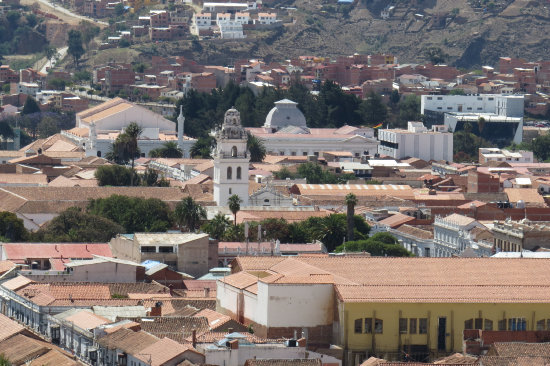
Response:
[95,165,138,186]
[87,195,173,233]
[33,207,123,242]
[334,232,412,256]
[0,211,28,242]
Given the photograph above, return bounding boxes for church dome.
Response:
[264,99,307,130]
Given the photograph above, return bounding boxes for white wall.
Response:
[204,345,305,366]
[259,136,378,158]
[257,282,334,328]
[378,129,453,162]
[421,94,524,117]
[78,105,176,132]
[217,281,241,316]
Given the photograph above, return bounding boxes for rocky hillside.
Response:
[161,0,550,69]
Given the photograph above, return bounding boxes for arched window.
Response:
[227,167,232,179]
[236,167,242,180]
[97,151,102,157]
[231,146,237,157]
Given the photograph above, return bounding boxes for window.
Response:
[498,319,506,331]
[464,319,473,329]
[484,319,493,331]
[437,107,442,110]
[229,188,232,195]
[508,318,526,331]
[236,167,242,180]
[291,151,296,156]
[427,97,432,100]
[97,151,102,157]
[488,97,494,101]
[364,318,372,333]
[410,318,417,334]
[437,97,442,100]
[447,107,452,110]
[302,152,308,156]
[419,318,428,334]
[227,167,232,179]
[354,319,362,333]
[399,318,408,334]
[231,146,237,157]
[374,318,383,334]
[475,318,483,330]
[158,246,173,253]
[141,246,156,253]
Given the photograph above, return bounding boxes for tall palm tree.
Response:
[345,193,358,242]
[205,212,231,240]
[227,194,242,226]
[246,132,266,162]
[174,197,207,232]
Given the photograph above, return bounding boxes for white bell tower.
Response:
[213,108,249,207]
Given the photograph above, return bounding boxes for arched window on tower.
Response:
[236,167,242,180]
[231,146,237,157]
[227,167,232,179]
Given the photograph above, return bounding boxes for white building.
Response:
[478,148,533,164]
[433,213,492,257]
[192,12,212,34]
[216,12,231,24]
[254,12,277,25]
[234,12,250,25]
[421,94,524,125]
[377,122,453,162]
[219,21,245,39]
[61,98,195,158]
[17,82,40,97]
[213,108,250,206]
[247,99,378,157]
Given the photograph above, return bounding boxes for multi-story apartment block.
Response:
[150,10,170,26]
[478,148,533,164]
[378,122,453,162]
[234,11,249,24]
[219,21,244,39]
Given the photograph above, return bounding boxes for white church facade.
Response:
[246,99,379,157]
[62,98,195,158]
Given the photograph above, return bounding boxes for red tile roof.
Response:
[0,313,25,342]
[2,243,112,261]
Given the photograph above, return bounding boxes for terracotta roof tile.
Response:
[0,334,50,365]
[394,224,432,240]
[0,313,25,342]
[129,316,210,343]
[29,349,80,366]
[219,271,258,289]
[65,310,111,330]
[378,213,415,228]
[97,328,159,353]
[135,338,201,366]
[245,360,321,366]
[0,260,16,276]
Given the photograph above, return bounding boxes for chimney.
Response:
[149,301,162,316]
[229,339,239,350]
[192,329,197,348]
[204,287,210,298]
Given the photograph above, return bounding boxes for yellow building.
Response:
[226,256,550,363]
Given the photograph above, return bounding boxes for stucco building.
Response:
[109,232,212,278]
[247,100,378,157]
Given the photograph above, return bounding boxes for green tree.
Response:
[532,134,550,162]
[0,353,9,366]
[33,207,123,242]
[44,45,57,65]
[424,47,447,65]
[0,121,14,141]
[73,71,91,83]
[335,232,411,256]
[311,213,347,252]
[88,195,172,233]
[48,78,66,91]
[190,136,214,158]
[273,166,294,180]
[389,89,400,105]
[142,168,158,187]
[359,92,387,125]
[105,122,142,185]
[37,116,59,138]
[114,2,125,16]
[0,211,28,242]
[345,193,357,242]
[21,96,40,115]
[174,196,207,232]
[79,20,100,49]
[149,141,183,158]
[397,94,422,127]
[228,194,242,226]
[67,30,85,67]
[247,133,266,162]
[453,130,492,162]
[95,165,136,186]
[449,89,466,95]
[202,212,231,240]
